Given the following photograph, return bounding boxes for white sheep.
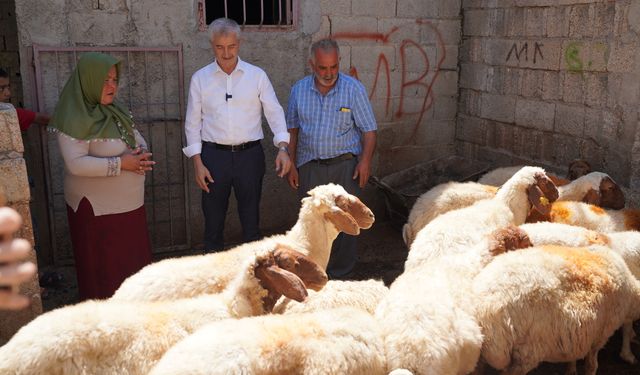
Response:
[477,159,591,186]
[530,200,640,232]
[473,244,640,375]
[402,182,497,247]
[405,166,557,270]
[112,183,374,302]
[377,225,532,375]
[149,307,386,375]
[403,171,624,247]
[0,247,328,375]
[273,279,389,315]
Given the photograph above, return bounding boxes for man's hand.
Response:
[352,159,371,188]
[287,166,299,190]
[0,207,37,310]
[193,155,214,193]
[275,150,291,178]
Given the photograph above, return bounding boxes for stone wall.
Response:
[0,0,22,106]
[458,0,640,200]
[0,103,42,345]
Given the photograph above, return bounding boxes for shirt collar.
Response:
[213,57,245,75]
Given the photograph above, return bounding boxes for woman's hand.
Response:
[121,148,155,175]
[0,207,37,310]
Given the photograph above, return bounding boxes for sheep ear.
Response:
[335,195,375,229]
[582,188,601,205]
[273,245,328,291]
[324,209,360,235]
[527,185,552,217]
[255,265,308,303]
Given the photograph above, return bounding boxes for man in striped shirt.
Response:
[286,39,377,279]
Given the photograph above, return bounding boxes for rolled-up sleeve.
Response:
[182,74,203,158]
[258,71,289,147]
[57,133,121,177]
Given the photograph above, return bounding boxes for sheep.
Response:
[149,307,386,375]
[402,182,497,247]
[377,225,533,375]
[404,166,557,270]
[273,279,389,315]
[477,159,592,186]
[473,244,640,375]
[528,200,640,232]
[112,183,374,302]
[0,246,328,375]
[402,171,624,248]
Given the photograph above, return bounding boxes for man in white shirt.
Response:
[183,18,291,252]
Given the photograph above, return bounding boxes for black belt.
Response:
[312,153,355,165]
[203,140,260,152]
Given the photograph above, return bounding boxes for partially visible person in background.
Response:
[49,52,155,301]
[0,200,37,310]
[0,67,50,131]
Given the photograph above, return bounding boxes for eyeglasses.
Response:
[0,84,10,91]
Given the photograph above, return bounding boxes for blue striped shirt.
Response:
[286,73,377,167]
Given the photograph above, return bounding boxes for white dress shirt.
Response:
[182,58,290,157]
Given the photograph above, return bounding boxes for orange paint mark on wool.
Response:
[259,320,325,356]
[549,202,572,222]
[483,186,499,194]
[540,245,613,307]
[585,231,610,246]
[589,205,606,215]
[623,209,640,231]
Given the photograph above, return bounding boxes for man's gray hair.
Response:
[310,39,340,61]
[209,18,241,40]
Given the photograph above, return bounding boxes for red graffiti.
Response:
[332,20,445,142]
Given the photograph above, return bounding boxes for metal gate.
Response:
[32,45,190,265]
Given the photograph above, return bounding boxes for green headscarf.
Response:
[49,52,137,148]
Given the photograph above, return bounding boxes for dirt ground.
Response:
[39,220,639,374]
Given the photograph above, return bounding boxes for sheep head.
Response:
[526,173,559,217]
[487,225,532,256]
[582,175,625,210]
[273,244,328,291]
[254,246,328,311]
[567,159,592,180]
[307,183,375,235]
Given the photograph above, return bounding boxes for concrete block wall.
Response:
[0,103,42,345]
[458,0,640,195]
[315,0,462,176]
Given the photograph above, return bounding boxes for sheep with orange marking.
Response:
[377,225,533,375]
[113,183,373,302]
[405,166,558,269]
[402,171,623,247]
[149,307,386,375]
[0,247,328,375]
[473,244,640,375]
[529,200,640,232]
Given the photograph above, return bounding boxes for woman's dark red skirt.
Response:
[67,197,153,301]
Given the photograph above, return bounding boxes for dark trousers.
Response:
[298,157,361,278]
[200,142,265,252]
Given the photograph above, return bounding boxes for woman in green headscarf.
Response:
[50,52,155,301]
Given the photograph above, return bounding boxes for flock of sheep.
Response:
[1,162,639,374]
